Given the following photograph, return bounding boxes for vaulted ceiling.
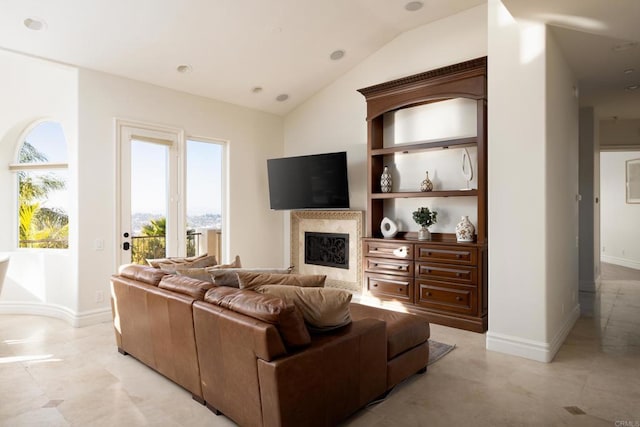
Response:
[1,0,639,118]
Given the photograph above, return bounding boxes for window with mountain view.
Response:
[10,121,69,249]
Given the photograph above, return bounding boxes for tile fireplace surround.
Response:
[290,210,363,292]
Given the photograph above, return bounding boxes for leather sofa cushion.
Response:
[118,264,167,286]
[204,287,310,349]
[237,271,325,290]
[254,285,352,331]
[159,275,216,300]
[349,303,430,360]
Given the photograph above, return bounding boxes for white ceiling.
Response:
[503,0,640,120]
[0,0,484,115]
[1,0,638,118]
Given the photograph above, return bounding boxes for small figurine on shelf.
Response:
[461,148,473,190]
[380,217,399,238]
[412,207,438,241]
[420,171,433,192]
[380,165,392,193]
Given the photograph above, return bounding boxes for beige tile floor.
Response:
[1,263,639,426]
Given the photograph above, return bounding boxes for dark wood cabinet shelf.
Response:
[372,189,477,199]
[358,57,488,333]
[370,136,477,156]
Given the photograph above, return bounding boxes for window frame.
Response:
[9,119,70,251]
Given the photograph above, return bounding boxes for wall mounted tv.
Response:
[267,151,350,210]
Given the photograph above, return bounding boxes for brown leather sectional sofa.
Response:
[110,264,430,427]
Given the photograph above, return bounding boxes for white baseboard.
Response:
[486,304,580,363]
[0,302,112,327]
[602,255,640,271]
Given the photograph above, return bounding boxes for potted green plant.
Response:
[412,207,438,240]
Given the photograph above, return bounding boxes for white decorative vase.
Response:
[417,226,431,241]
[380,165,392,193]
[380,217,398,239]
[455,216,475,242]
[420,171,433,192]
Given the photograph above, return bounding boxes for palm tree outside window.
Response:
[9,121,69,249]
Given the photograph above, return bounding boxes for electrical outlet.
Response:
[95,291,104,303]
[94,239,104,251]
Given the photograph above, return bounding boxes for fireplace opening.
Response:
[304,232,349,269]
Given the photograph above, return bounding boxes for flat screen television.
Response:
[267,151,350,210]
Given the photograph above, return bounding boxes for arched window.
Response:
[9,121,69,249]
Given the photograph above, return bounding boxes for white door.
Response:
[116,121,184,266]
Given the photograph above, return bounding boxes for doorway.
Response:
[116,120,183,267]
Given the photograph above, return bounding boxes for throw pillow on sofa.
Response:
[175,268,215,283]
[146,253,209,268]
[237,271,325,290]
[207,255,242,269]
[253,285,352,331]
[157,255,219,273]
[210,267,293,288]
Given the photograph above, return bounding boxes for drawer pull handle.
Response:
[426,292,432,296]
[455,296,463,301]
[398,288,404,292]
[427,252,432,256]
[372,263,378,267]
[397,266,404,270]
[425,269,431,273]
[373,284,378,287]
[456,254,462,259]
[456,273,461,277]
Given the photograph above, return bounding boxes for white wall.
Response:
[76,69,284,315]
[544,29,580,346]
[600,119,640,149]
[283,4,488,260]
[0,49,285,324]
[0,50,79,319]
[601,151,640,269]
[487,0,579,362]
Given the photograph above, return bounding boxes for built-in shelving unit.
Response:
[358,57,488,333]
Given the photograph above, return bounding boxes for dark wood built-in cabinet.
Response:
[358,57,488,333]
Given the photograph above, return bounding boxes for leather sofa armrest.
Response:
[257,318,387,427]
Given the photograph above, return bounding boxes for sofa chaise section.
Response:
[193,287,388,427]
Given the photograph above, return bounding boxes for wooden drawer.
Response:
[415,280,478,315]
[415,245,477,266]
[365,273,414,302]
[415,262,477,285]
[364,240,412,260]
[365,257,413,277]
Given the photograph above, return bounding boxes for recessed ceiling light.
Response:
[624,68,635,74]
[251,86,263,94]
[176,64,192,73]
[625,84,639,91]
[405,1,424,11]
[612,41,638,52]
[24,17,46,31]
[276,94,289,102]
[330,49,345,61]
